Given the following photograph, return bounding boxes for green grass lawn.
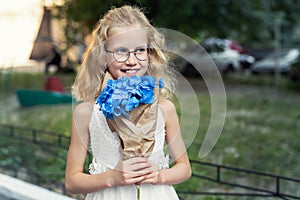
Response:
[177,93,300,199]
[176,75,300,199]
[1,72,300,199]
[0,72,75,134]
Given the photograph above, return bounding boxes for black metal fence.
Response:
[177,160,300,199]
[0,123,70,149]
[0,123,70,195]
[1,123,300,199]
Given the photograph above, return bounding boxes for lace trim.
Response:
[89,158,112,174]
[158,154,170,169]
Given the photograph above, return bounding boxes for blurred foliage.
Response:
[54,0,300,49]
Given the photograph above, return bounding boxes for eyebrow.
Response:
[110,45,148,51]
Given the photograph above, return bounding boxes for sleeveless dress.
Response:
[85,103,179,200]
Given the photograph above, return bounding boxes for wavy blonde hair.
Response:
[72,5,177,101]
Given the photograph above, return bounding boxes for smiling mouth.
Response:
[120,69,140,74]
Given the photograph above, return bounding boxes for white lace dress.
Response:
[85,103,179,200]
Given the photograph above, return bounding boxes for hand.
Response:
[140,162,162,185]
[113,157,153,186]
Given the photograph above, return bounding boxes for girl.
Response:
[65,5,191,200]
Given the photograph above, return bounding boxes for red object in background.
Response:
[44,76,65,93]
[229,41,245,54]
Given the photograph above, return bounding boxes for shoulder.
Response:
[159,97,178,122]
[159,97,176,110]
[71,102,94,136]
[73,101,94,119]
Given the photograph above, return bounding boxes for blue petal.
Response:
[159,78,164,88]
[113,106,122,117]
[96,75,159,119]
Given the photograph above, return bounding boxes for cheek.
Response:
[107,62,122,76]
[140,59,150,68]
[109,61,122,69]
[139,62,149,74]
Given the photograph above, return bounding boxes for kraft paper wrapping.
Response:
[100,72,159,160]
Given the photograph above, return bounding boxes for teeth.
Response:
[123,69,139,74]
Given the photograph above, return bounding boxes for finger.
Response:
[131,162,152,172]
[116,158,145,170]
[140,177,154,184]
[120,162,151,173]
[126,157,148,164]
[122,159,152,171]
[124,175,148,185]
[124,169,153,179]
[141,171,160,184]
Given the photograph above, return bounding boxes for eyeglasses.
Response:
[106,47,151,62]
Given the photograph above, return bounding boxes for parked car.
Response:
[251,48,300,75]
[239,54,256,70]
[203,38,256,70]
[172,38,243,76]
[289,56,300,82]
[201,38,241,73]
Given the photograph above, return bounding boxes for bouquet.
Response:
[96,72,164,199]
[96,73,164,121]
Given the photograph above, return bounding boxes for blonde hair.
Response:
[72,5,177,101]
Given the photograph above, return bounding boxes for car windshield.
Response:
[203,44,224,53]
[265,49,299,60]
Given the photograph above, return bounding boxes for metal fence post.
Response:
[58,134,62,147]
[217,165,221,182]
[32,129,37,143]
[276,176,280,194]
[9,125,14,137]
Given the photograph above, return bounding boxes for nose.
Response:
[125,52,137,65]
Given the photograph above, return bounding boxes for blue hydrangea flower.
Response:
[96,76,164,120]
[159,78,164,88]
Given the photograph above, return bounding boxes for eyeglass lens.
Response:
[113,47,149,62]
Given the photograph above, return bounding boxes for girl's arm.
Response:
[65,102,152,194]
[141,98,192,185]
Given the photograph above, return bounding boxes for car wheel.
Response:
[289,68,298,82]
[223,64,234,75]
[251,69,259,75]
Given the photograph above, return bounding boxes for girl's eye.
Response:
[135,48,146,54]
[115,48,129,55]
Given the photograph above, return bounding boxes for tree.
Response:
[55,0,300,50]
[154,0,300,46]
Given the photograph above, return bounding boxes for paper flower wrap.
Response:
[96,72,164,160]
